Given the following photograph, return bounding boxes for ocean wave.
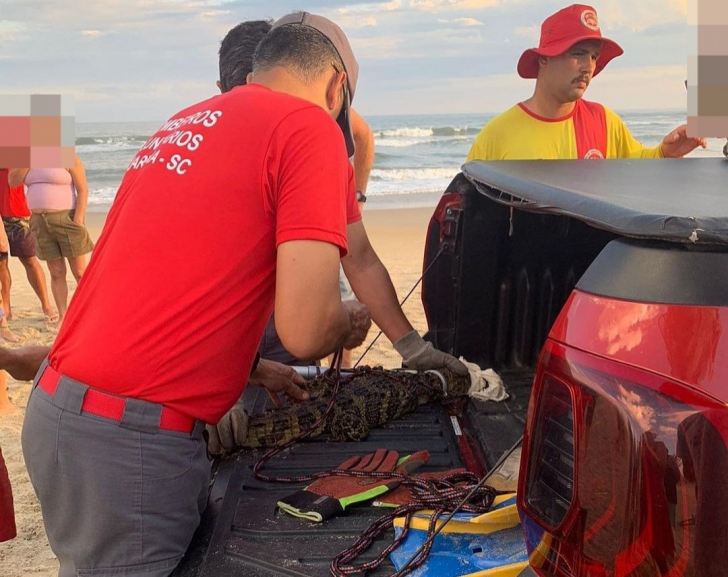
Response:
[87,187,119,206]
[376,136,471,148]
[376,127,433,138]
[77,144,143,155]
[368,180,452,196]
[433,127,481,136]
[76,135,151,146]
[623,120,676,126]
[374,126,480,139]
[375,138,430,148]
[370,167,457,182]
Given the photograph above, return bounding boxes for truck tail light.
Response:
[518,340,728,576]
[524,374,575,529]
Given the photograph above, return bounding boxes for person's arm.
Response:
[350,109,374,211]
[606,109,706,159]
[270,108,373,360]
[341,220,414,343]
[7,169,29,188]
[275,239,371,361]
[0,346,50,381]
[69,154,89,224]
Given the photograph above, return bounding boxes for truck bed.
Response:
[173,371,534,577]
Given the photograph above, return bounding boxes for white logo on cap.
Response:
[584,149,604,159]
[580,9,599,31]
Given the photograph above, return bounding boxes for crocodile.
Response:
[242,366,472,449]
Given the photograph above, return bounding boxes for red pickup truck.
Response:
[175,158,728,577]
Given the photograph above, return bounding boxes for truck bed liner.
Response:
[174,370,534,577]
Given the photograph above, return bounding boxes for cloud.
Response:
[350,36,408,59]
[456,17,484,25]
[513,24,538,42]
[333,13,379,28]
[408,0,497,11]
[337,0,401,14]
[200,10,231,17]
[599,0,687,32]
[0,0,692,121]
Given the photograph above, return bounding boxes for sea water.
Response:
[76,110,725,212]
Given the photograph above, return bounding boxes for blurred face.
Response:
[540,39,602,103]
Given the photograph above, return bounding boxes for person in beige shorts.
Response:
[9,154,94,323]
[30,210,94,261]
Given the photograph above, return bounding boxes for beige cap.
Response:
[272,12,359,157]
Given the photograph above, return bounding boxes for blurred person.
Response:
[9,154,94,323]
[219,20,437,373]
[0,168,56,323]
[0,221,17,342]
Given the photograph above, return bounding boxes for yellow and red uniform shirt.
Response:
[466,100,663,161]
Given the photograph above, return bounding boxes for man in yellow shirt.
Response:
[467,4,706,161]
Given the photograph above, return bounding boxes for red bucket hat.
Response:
[517,4,623,79]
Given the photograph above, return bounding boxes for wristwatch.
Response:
[356,190,367,203]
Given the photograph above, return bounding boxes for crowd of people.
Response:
[0,4,707,577]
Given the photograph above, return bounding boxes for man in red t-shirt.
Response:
[0,169,55,324]
[21,13,373,577]
[218,19,375,371]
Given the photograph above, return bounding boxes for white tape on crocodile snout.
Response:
[425,370,448,395]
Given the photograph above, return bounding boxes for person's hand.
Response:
[660,125,707,158]
[249,358,310,407]
[342,300,371,350]
[205,397,249,456]
[72,212,85,226]
[393,330,469,376]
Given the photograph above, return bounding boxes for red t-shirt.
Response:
[49,84,361,424]
[0,169,31,218]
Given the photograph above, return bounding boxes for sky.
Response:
[0,0,690,122]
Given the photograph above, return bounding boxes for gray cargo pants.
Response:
[21,361,211,577]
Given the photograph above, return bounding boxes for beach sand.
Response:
[0,206,435,576]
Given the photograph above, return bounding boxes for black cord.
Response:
[392,435,524,576]
[353,246,445,368]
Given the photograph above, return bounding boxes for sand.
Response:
[0,206,435,576]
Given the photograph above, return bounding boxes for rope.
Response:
[329,471,496,576]
[251,246,504,575]
[389,436,523,576]
[353,245,445,368]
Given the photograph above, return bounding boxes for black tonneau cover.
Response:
[462,158,728,246]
